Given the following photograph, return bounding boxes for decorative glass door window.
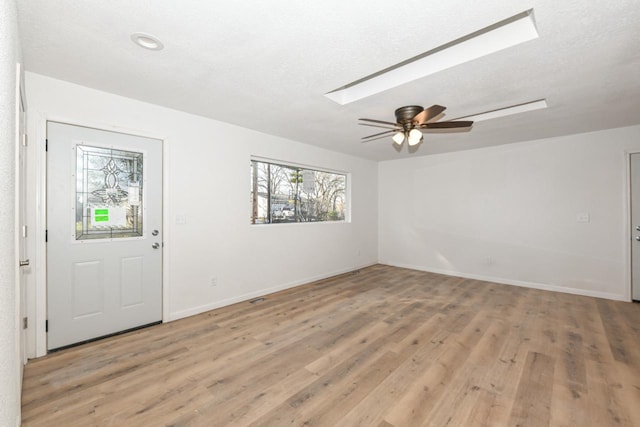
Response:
[75,145,143,240]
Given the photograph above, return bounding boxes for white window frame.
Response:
[250,157,350,225]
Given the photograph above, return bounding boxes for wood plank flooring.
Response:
[21,265,640,426]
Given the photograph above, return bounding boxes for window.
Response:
[75,144,143,240]
[250,160,347,224]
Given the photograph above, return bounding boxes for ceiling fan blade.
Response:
[358,123,401,130]
[362,130,396,139]
[359,118,399,126]
[422,120,473,129]
[361,133,396,143]
[413,105,446,125]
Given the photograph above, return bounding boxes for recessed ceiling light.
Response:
[131,32,164,51]
[325,10,539,105]
[454,99,548,122]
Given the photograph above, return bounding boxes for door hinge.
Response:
[45,229,48,242]
[22,134,27,147]
[23,317,28,329]
[45,320,48,333]
[45,139,48,151]
[22,225,27,238]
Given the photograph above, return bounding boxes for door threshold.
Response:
[48,321,162,353]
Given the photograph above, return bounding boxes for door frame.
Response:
[15,63,30,366]
[14,61,27,406]
[28,113,170,358]
[627,150,640,302]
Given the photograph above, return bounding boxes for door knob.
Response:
[636,236,640,242]
[152,243,160,249]
[152,229,159,236]
[19,259,29,267]
[636,225,640,232]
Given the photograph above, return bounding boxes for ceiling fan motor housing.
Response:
[395,105,424,131]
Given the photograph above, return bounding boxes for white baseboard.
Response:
[167,262,377,321]
[379,261,629,302]
[169,259,628,322]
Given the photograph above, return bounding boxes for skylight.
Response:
[455,99,548,122]
[325,10,539,105]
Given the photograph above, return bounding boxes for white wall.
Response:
[0,0,21,425]
[25,73,378,335]
[379,125,640,300]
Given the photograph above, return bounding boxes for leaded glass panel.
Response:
[75,145,143,240]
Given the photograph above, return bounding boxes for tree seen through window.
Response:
[250,160,346,224]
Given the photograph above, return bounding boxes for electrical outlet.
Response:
[210,277,217,287]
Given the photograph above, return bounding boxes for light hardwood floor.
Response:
[22,265,640,426]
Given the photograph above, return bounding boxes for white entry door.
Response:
[47,122,163,350]
[632,153,640,301]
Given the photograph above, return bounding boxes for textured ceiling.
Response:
[16,0,640,161]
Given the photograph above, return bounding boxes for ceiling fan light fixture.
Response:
[407,129,423,146]
[392,132,405,145]
[326,9,538,105]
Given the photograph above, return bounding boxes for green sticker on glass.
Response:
[94,208,109,223]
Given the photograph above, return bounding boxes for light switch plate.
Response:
[576,213,590,223]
